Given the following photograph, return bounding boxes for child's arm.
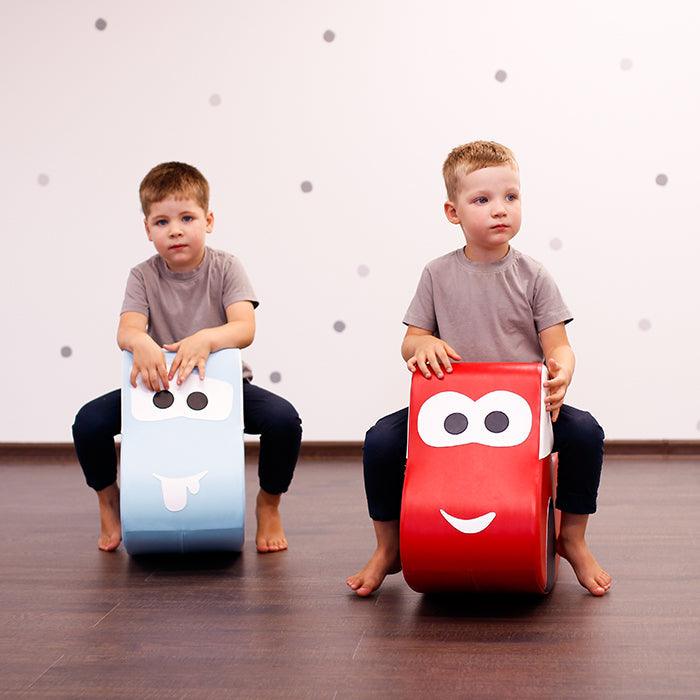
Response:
[539,323,576,423]
[117,311,170,391]
[402,325,462,380]
[164,300,255,385]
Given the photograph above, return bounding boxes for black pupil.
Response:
[444,412,468,435]
[187,392,208,411]
[485,411,509,433]
[153,391,174,409]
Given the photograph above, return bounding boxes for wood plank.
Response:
[0,457,697,697]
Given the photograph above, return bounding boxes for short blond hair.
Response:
[139,162,210,217]
[442,141,518,200]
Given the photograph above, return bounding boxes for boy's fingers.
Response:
[552,407,560,422]
[198,359,206,380]
[417,357,431,378]
[436,348,453,373]
[168,355,181,380]
[158,365,170,390]
[178,359,196,384]
[445,344,462,361]
[427,350,444,378]
[407,358,417,372]
[149,368,162,391]
[130,367,138,388]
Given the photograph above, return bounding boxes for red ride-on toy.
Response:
[400,362,560,594]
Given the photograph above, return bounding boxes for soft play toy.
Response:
[400,362,559,593]
[120,348,245,554]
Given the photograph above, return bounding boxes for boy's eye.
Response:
[182,215,194,222]
[474,197,488,204]
[506,193,518,201]
[155,219,167,226]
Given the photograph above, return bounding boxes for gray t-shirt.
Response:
[403,246,572,363]
[121,247,258,379]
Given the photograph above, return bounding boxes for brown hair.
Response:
[442,141,518,200]
[139,162,210,216]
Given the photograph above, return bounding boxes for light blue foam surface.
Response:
[120,348,245,554]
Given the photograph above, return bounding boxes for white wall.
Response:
[1,0,698,442]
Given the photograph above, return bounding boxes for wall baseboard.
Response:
[0,440,699,463]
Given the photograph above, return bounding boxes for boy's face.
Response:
[144,196,214,272]
[444,165,521,255]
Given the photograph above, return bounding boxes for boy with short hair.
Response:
[73,162,301,553]
[347,141,612,597]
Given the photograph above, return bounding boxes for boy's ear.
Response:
[444,200,460,225]
[206,211,214,233]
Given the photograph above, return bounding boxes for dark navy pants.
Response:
[363,403,604,521]
[72,380,302,494]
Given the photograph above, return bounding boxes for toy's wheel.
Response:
[544,498,556,593]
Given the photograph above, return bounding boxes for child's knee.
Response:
[264,401,302,438]
[564,410,605,456]
[363,421,402,467]
[72,404,109,440]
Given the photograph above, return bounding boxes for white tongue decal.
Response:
[153,471,209,512]
[440,509,496,534]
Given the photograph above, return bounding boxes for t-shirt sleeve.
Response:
[222,255,259,310]
[532,266,573,332]
[120,268,149,317]
[403,266,437,332]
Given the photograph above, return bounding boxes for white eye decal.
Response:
[130,374,233,422]
[416,390,532,448]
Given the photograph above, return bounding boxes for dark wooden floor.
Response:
[1,456,698,699]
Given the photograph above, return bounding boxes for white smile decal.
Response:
[152,471,209,512]
[440,509,496,534]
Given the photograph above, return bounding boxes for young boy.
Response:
[72,162,302,553]
[347,141,612,597]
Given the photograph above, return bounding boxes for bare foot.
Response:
[255,489,288,553]
[346,547,402,597]
[557,535,612,596]
[97,483,122,552]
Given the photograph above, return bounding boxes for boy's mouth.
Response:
[169,244,187,250]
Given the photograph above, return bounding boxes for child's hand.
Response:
[544,357,570,423]
[130,336,169,391]
[407,337,462,379]
[164,330,213,385]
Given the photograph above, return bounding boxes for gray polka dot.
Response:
[333,320,346,333]
[60,346,72,358]
[323,30,335,42]
[357,264,370,277]
[38,173,50,186]
[495,70,507,82]
[550,238,562,251]
[209,94,221,107]
[270,371,281,384]
[620,58,633,71]
[638,318,651,331]
[95,18,107,31]
[655,173,668,186]
[301,181,313,193]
